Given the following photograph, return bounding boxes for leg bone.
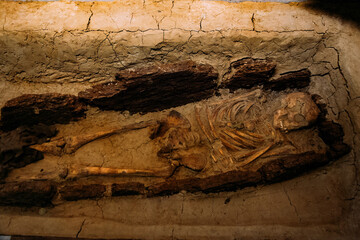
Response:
[66,164,178,179]
[30,120,157,156]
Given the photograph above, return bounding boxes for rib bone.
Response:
[222,129,258,149]
[237,143,273,167]
[195,106,213,143]
[218,132,244,151]
[206,105,219,139]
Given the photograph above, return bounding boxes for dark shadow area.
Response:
[304,0,360,25]
[11,237,129,240]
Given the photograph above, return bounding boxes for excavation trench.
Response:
[0,1,359,239]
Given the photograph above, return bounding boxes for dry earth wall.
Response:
[0,1,359,239]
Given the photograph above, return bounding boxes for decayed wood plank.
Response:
[0,181,56,207]
[1,93,87,131]
[221,58,276,90]
[78,61,218,113]
[264,69,311,91]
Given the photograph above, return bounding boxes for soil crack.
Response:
[3,12,6,31]
[282,184,302,223]
[251,13,255,31]
[76,219,86,239]
[105,34,125,67]
[86,3,94,31]
[200,16,204,31]
[96,200,105,219]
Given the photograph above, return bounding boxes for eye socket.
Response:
[294,114,306,122]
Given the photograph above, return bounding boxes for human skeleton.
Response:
[31,89,318,179]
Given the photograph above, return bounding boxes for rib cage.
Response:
[195,89,279,169]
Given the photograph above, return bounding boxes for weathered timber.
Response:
[146,169,262,196]
[78,61,218,113]
[264,69,311,91]
[59,184,106,201]
[259,152,328,182]
[0,181,56,207]
[112,182,146,196]
[221,58,276,90]
[311,94,351,159]
[146,151,329,196]
[0,125,57,180]
[1,93,87,131]
[0,136,348,204]
[317,120,351,159]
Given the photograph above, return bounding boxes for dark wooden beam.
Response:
[79,61,218,113]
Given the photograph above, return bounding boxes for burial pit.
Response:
[0,1,359,239]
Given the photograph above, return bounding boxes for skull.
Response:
[273,92,320,131]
